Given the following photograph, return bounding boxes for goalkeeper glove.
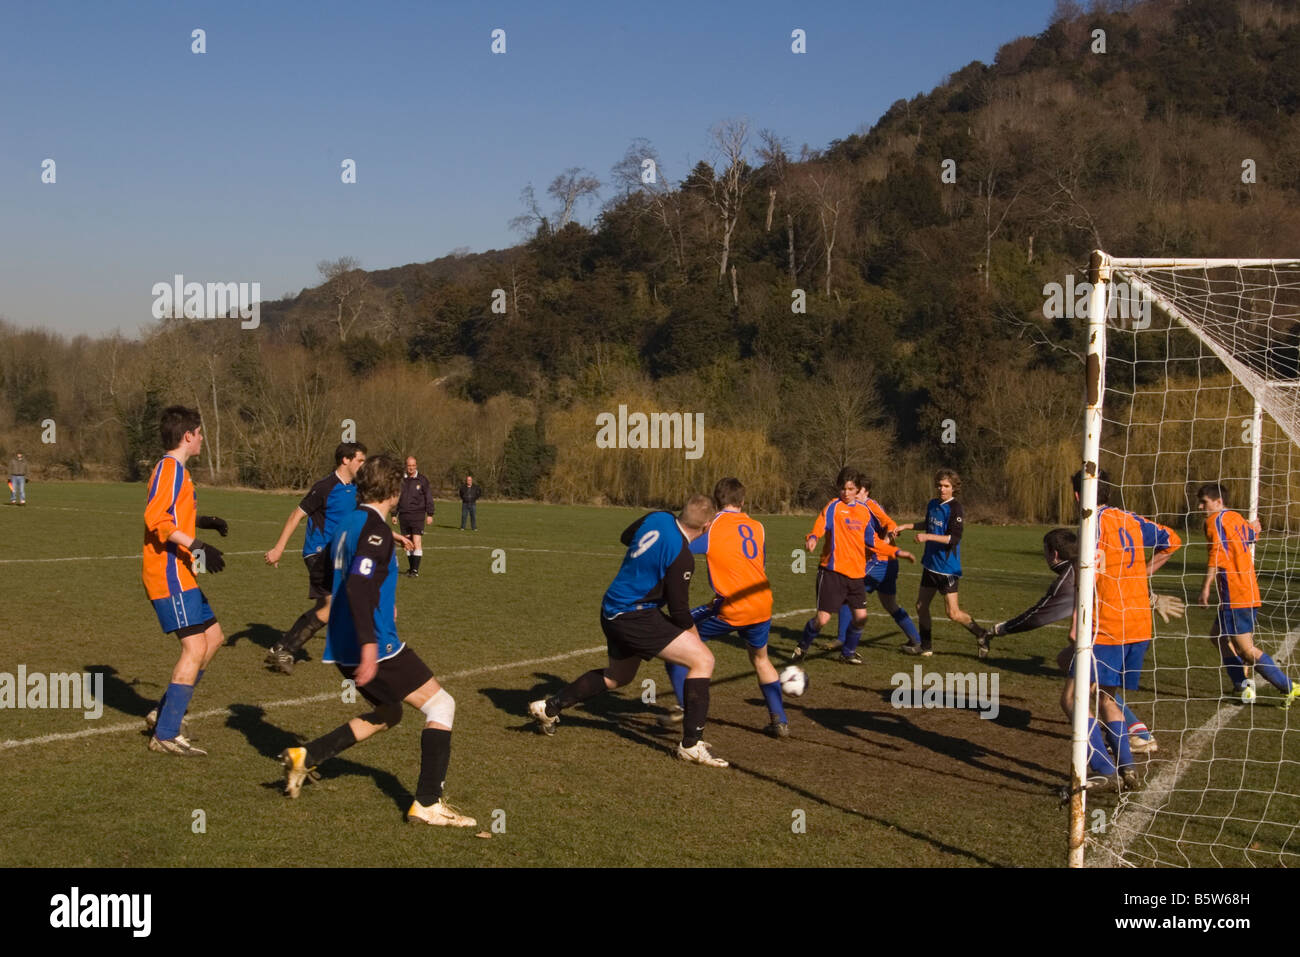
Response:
[190,539,226,573]
[1150,591,1185,623]
[196,515,229,537]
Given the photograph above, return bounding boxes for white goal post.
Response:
[1071,251,1300,868]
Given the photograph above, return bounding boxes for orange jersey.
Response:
[1205,510,1260,609]
[809,498,870,579]
[699,509,773,626]
[862,497,901,562]
[1093,506,1182,645]
[142,454,199,600]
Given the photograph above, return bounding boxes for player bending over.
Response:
[895,469,984,656]
[661,478,790,738]
[1197,483,1298,707]
[831,475,920,663]
[279,455,476,826]
[263,442,368,674]
[530,495,729,767]
[1063,470,1181,790]
[142,406,230,756]
[791,468,872,662]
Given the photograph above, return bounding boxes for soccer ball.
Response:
[780,665,808,698]
[1240,679,1257,704]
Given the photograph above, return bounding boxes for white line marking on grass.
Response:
[1090,626,1300,867]
[0,609,821,754]
[0,545,623,564]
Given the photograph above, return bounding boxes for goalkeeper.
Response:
[978,528,1173,759]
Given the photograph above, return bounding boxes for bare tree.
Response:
[799,160,857,297]
[548,168,601,228]
[509,184,548,236]
[707,118,752,301]
[317,257,370,342]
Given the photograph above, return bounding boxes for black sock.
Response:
[963,619,983,637]
[681,677,710,749]
[415,728,452,805]
[411,555,422,573]
[304,722,357,766]
[283,609,328,653]
[920,627,932,647]
[548,669,608,714]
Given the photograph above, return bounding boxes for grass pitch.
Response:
[1,482,1294,867]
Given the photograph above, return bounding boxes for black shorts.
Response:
[337,646,435,706]
[304,551,332,600]
[398,515,426,538]
[920,567,961,594]
[601,608,684,662]
[816,568,866,614]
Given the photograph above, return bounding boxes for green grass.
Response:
[2,482,1297,867]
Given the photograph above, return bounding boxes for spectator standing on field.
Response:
[395,456,435,576]
[9,451,27,505]
[458,473,481,531]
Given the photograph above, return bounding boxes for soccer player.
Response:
[142,406,229,756]
[529,494,728,767]
[394,456,435,577]
[263,442,367,674]
[1063,469,1182,789]
[1197,483,1298,707]
[790,468,873,662]
[896,469,984,656]
[661,478,790,737]
[831,476,920,663]
[980,528,1162,754]
[279,455,476,827]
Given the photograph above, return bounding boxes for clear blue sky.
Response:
[0,0,1057,337]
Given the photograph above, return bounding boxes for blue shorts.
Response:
[151,588,216,636]
[1217,606,1259,637]
[1070,640,1148,691]
[864,559,899,596]
[693,607,771,649]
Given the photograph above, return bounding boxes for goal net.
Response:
[1073,253,1300,867]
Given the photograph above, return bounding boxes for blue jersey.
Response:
[299,472,358,557]
[323,506,403,666]
[922,497,964,576]
[602,511,696,629]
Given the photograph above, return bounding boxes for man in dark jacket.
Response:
[458,473,481,531]
[395,456,435,577]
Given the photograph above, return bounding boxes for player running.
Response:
[1065,470,1182,790]
[831,476,920,663]
[529,495,729,767]
[895,469,985,656]
[278,455,476,826]
[661,478,791,738]
[142,406,230,756]
[790,468,874,662]
[1197,483,1298,707]
[263,442,367,674]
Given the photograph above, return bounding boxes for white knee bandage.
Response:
[420,689,455,727]
[413,549,422,556]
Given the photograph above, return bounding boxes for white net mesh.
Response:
[1086,259,1300,867]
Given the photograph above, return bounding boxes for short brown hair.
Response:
[1072,468,1111,505]
[335,441,368,465]
[1043,528,1078,563]
[160,406,202,450]
[713,477,745,509]
[1196,482,1228,505]
[935,468,961,495]
[680,493,715,530]
[355,454,403,504]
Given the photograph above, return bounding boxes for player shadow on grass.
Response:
[224,703,410,813]
[224,622,285,652]
[86,664,161,722]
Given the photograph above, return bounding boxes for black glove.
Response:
[190,539,226,573]
[196,515,229,537]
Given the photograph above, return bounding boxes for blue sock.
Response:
[1223,655,1246,688]
[892,607,921,643]
[195,669,205,686]
[1088,719,1117,775]
[1255,653,1292,694]
[665,662,687,707]
[1105,719,1133,769]
[837,605,851,643]
[1114,691,1152,742]
[156,683,195,740]
[843,624,864,655]
[800,618,818,650]
[761,679,787,722]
